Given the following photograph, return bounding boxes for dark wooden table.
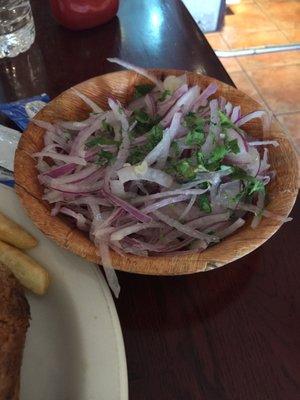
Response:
[1,1,299,399]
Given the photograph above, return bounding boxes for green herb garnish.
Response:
[133,109,152,124]
[184,112,205,131]
[230,166,265,200]
[101,120,113,133]
[95,150,115,165]
[197,194,212,213]
[186,130,205,146]
[134,84,154,99]
[128,124,163,165]
[207,145,228,165]
[170,141,180,157]
[148,124,163,147]
[219,111,235,129]
[159,89,171,101]
[86,137,120,148]
[176,159,196,180]
[225,138,240,154]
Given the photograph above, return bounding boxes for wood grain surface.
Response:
[14,69,298,274]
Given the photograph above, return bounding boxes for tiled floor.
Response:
[205,0,300,161]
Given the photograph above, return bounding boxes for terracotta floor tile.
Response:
[221,29,288,49]
[205,33,242,73]
[220,57,243,74]
[276,113,300,151]
[257,1,300,30]
[205,33,229,51]
[282,29,300,43]
[238,50,300,70]
[222,3,277,34]
[229,71,266,105]
[256,0,297,3]
[248,65,300,114]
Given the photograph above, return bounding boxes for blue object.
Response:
[0,93,50,131]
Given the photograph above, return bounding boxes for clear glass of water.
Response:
[0,0,35,59]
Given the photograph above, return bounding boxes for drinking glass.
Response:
[0,0,35,58]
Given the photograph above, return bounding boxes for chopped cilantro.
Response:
[226,138,240,154]
[133,109,151,124]
[196,151,205,165]
[128,125,163,165]
[245,179,265,197]
[170,141,180,157]
[148,124,163,147]
[230,166,249,180]
[230,166,266,200]
[86,136,120,148]
[101,120,114,133]
[128,148,145,165]
[95,150,115,165]
[198,194,212,213]
[159,89,171,101]
[186,130,205,146]
[208,145,227,165]
[184,112,205,131]
[219,111,234,129]
[134,84,154,99]
[176,160,196,180]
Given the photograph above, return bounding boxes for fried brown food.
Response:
[0,263,30,400]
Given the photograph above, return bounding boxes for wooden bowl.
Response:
[14,70,299,275]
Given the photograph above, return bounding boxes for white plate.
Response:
[0,184,128,400]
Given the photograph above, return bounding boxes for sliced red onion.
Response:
[236,110,270,132]
[251,191,265,229]
[191,82,218,111]
[60,207,90,231]
[158,84,188,116]
[224,102,233,116]
[70,116,104,158]
[231,106,241,123]
[110,222,161,241]
[107,57,164,90]
[165,212,230,242]
[31,119,56,132]
[131,188,207,205]
[153,210,217,243]
[56,115,98,130]
[141,194,189,214]
[216,218,245,239]
[219,96,226,111]
[238,203,292,223]
[72,88,103,113]
[110,179,132,199]
[161,86,200,127]
[34,151,87,166]
[179,195,197,221]
[98,241,120,298]
[43,189,64,203]
[201,99,220,154]
[144,93,156,117]
[226,128,249,152]
[50,202,61,216]
[117,165,173,188]
[41,165,98,185]
[249,140,279,147]
[69,196,110,207]
[102,189,152,223]
[188,212,230,229]
[45,179,103,194]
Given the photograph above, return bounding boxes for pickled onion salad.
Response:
[33,58,291,296]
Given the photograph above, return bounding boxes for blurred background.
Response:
[184,0,300,158]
